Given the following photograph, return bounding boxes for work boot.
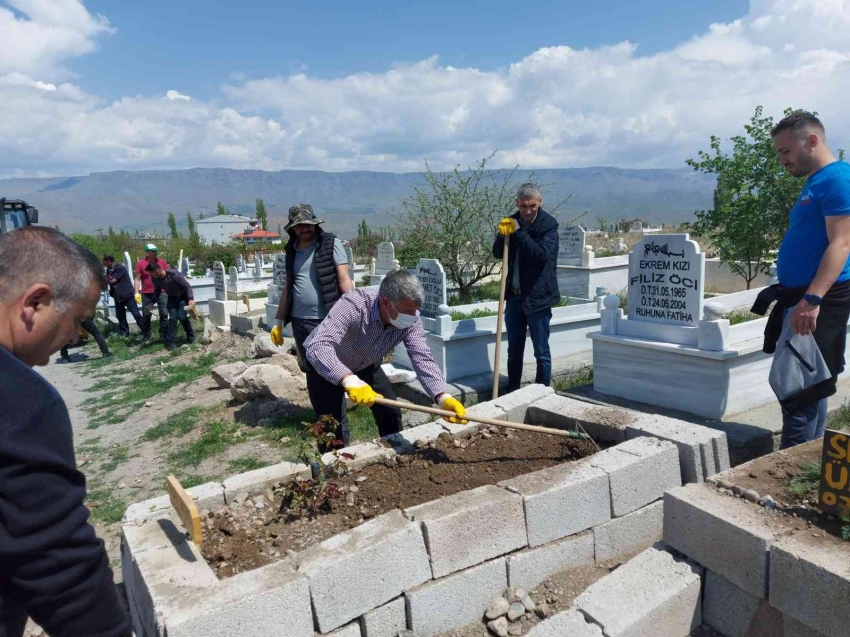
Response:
[165,343,176,351]
[102,351,113,359]
[141,333,151,343]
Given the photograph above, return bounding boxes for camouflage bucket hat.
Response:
[285,203,323,231]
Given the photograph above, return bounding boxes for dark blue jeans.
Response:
[505,294,552,392]
[780,398,828,449]
[165,297,195,346]
[115,297,143,336]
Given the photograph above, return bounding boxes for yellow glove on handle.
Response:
[134,293,142,304]
[342,375,382,407]
[270,321,284,347]
[497,218,519,236]
[438,394,468,424]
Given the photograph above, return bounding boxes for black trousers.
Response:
[141,291,168,339]
[114,297,143,336]
[61,318,109,359]
[165,297,195,346]
[291,317,402,446]
[0,601,27,637]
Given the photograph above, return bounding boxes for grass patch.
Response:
[86,485,126,525]
[827,401,850,432]
[789,459,822,496]
[143,406,207,441]
[448,281,501,306]
[246,290,268,299]
[725,309,762,325]
[552,365,594,392]
[99,445,130,473]
[450,308,498,320]
[349,406,379,441]
[82,317,204,371]
[253,406,378,446]
[227,456,271,474]
[167,418,240,469]
[180,474,214,489]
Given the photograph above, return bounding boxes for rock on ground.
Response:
[230,364,295,401]
[211,361,248,389]
[200,318,220,345]
[253,331,289,358]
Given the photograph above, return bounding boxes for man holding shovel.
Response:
[304,269,466,447]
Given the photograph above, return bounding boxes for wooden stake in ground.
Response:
[492,233,510,400]
[166,475,203,544]
[373,396,593,441]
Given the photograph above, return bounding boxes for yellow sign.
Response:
[819,430,850,518]
[166,475,203,545]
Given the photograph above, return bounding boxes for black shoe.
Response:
[141,334,151,343]
[102,352,113,359]
[165,343,176,351]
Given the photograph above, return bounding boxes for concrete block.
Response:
[663,484,779,598]
[163,561,313,637]
[405,485,526,578]
[575,547,703,637]
[770,534,850,637]
[784,616,829,637]
[713,431,731,474]
[493,383,554,423]
[405,557,507,637]
[222,461,311,504]
[384,421,446,453]
[123,482,226,525]
[359,597,406,637]
[588,438,680,517]
[499,461,610,547]
[526,393,637,443]
[437,400,506,436]
[322,622,362,637]
[506,531,595,591]
[526,609,604,637]
[294,510,432,633]
[322,442,396,472]
[627,414,721,484]
[703,570,784,637]
[593,501,664,563]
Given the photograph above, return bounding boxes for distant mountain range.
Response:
[0,167,716,238]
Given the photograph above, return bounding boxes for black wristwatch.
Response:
[803,293,823,307]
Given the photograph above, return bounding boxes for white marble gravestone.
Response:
[415,258,447,319]
[630,220,643,232]
[557,224,586,265]
[181,258,190,276]
[273,253,286,290]
[237,254,246,273]
[228,266,238,290]
[123,252,133,276]
[253,254,262,282]
[627,234,705,327]
[376,242,396,274]
[213,262,226,301]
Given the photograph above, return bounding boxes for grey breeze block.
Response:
[499,460,610,547]
[123,481,226,525]
[359,597,406,637]
[526,393,638,444]
[575,546,703,637]
[526,609,604,637]
[405,484,527,578]
[593,500,664,563]
[506,531,595,591]
[703,570,784,637]
[492,383,554,422]
[294,510,432,633]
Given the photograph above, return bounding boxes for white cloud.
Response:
[2,0,850,178]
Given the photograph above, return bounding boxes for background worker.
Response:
[59,317,112,362]
[492,183,560,393]
[0,227,130,636]
[134,243,169,343]
[304,270,466,447]
[102,254,143,336]
[147,261,195,351]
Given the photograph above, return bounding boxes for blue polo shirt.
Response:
[777,161,850,288]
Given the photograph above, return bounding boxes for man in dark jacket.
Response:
[492,183,560,392]
[0,227,130,637]
[103,254,143,336]
[147,261,195,351]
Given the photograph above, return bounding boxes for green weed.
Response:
[789,459,822,496]
[552,365,594,392]
[86,487,126,525]
[99,446,130,473]
[450,308,498,320]
[167,418,239,468]
[827,401,850,432]
[143,406,207,441]
[725,309,762,325]
[227,456,271,474]
[180,474,214,488]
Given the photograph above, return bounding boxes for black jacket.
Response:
[492,209,560,314]
[0,347,130,636]
[106,264,134,303]
[153,268,194,301]
[283,227,341,325]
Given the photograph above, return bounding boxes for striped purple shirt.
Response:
[304,288,447,400]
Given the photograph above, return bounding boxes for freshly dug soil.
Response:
[201,426,600,578]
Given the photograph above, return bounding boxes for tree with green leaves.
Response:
[186,212,197,240]
[216,202,228,216]
[167,212,180,239]
[357,219,370,238]
[199,211,205,220]
[687,106,808,289]
[255,198,268,231]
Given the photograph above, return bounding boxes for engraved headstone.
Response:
[557,225,586,265]
[253,254,262,282]
[228,266,238,289]
[273,252,287,290]
[376,242,395,274]
[631,220,643,232]
[415,258,447,319]
[627,234,705,327]
[213,262,226,301]
[123,252,133,276]
[237,254,246,273]
[181,257,190,276]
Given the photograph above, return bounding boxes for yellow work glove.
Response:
[498,218,519,236]
[438,395,468,424]
[270,321,284,347]
[342,375,382,407]
[134,293,142,304]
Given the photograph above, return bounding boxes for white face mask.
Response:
[389,302,420,329]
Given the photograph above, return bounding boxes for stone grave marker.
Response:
[273,253,287,290]
[123,252,133,276]
[253,254,262,282]
[213,261,226,301]
[557,224,586,265]
[819,430,850,518]
[631,220,643,232]
[181,257,190,276]
[627,234,705,327]
[237,253,246,273]
[415,258,447,319]
[228,266,238,290]
[376,241,395,274]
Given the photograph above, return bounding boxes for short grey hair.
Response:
[0,227,107,313]
[516,182,541,200]
[379,270,425,306]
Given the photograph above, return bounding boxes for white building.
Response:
[197,214,255,244]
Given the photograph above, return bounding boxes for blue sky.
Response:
[78,0,747,101]
[1,0,849,178]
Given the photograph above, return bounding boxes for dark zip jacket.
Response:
[283,227,341,326]
[152,268,194,301]
[106,263,135,303]
[492,209,560,315]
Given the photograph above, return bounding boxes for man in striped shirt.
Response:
[304,270,466,446]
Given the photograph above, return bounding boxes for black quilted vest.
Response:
[284,228,341,324]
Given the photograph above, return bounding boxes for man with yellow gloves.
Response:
[492,183,560,393]
[303,269,466,447]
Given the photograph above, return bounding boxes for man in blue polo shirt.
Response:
[770,112,850,447]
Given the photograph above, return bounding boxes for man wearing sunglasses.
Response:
[304,269,466,447]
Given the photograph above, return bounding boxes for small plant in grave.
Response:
[274,416,352,519]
